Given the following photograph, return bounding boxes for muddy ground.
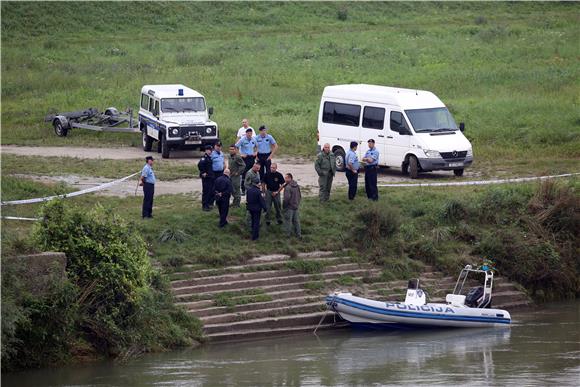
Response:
[3,145,477,198]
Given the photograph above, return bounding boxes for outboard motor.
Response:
[405,279,426,306]
[465,286,492,308]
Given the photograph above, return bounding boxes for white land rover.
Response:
[139,84,218,158]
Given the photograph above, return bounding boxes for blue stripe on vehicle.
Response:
[327,296,511,324]
[138,114,165,130]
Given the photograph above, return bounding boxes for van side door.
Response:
[360,105,387,165]
[386,110,412,167]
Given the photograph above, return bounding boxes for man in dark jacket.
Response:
[198,145,215,211]
[246,177,267,240]
[283,173,302,238]
[214,169,233,228]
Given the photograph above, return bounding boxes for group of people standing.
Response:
[197,119,302,240]
[315,139,380,202]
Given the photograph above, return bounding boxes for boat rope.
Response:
[1,171,140,206]
[314,293,338,334]
[377,172,579,188]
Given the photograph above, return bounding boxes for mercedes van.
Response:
[139,84,218,158]
[317,84,473,178]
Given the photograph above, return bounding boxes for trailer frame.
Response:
[45,107,140,137]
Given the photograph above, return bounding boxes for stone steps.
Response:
[200,302,326,325]
[191,295,321,317]
[178,289,312,311]
[207,322,349,342]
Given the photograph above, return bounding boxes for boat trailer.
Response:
[44,107,140,137]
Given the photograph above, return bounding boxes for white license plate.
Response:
[185,140,201,145]
[449,162,463,167]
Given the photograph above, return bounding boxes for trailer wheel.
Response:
[53,120,68,137]
[142,130,153,151]
[409,156,419,179]
[161,134,170,159]
[453,168,464,177]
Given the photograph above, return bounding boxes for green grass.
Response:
[1,154,197,180]
[1,2,579,163]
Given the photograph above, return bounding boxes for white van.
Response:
[317,84,473,177]
[139,84,218,158]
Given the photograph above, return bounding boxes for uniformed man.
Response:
[246,177,267,240]
[237,118,256,140]
[314,143,336,202]
[363,139,380,201]
[282,173,302,238]
[345,141,360,200]
[214,169,233,228]
[198,145,215,211]
[227,144,245,207]
[211,141,227,178]
[244,161,261,192]
[235,128,257,194]
[263,162,284,226]
[140,155,156,219]
[255,125,278,186]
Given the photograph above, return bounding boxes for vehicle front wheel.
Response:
[333,148,346,172]
[161,134,170,159]
[53,120,68,137]
[142,130,153,151]
[409,156,419,179]
[453,168,464,177]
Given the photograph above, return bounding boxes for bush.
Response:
[440,199,468,222]
[353,204,401,248]
[528,180,579,239]
[337,7,348,21]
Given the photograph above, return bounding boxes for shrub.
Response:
[440,199,467,222]
[353,204,401,248]
[337,7,348,21]
[528,180,579,239]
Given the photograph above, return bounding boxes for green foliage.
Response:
[440,199,468,222]
[354,204,401,248]
[159,227,190,243]
[286,259,325,274]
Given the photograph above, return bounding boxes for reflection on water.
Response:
[3,301,579,386]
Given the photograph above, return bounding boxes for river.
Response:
[3,301,579,386]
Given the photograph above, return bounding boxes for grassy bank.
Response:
[2,2,579,162]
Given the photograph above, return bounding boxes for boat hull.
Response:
[327,293,511,329]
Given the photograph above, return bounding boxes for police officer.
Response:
[198,145,215,211]
[140,156,156,219]
[363,139,380,201]
[314,143,336,202]
[211,141,227,178]
[235,128,257,194]
[255,125,278,186]
[345,141,360,200]
[227,144,245,207]
[246,176,267,240]
[264,162,284,226]
[214,169,233,228]
[244,161,261,192]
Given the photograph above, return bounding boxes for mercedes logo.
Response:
[452,150,458,158]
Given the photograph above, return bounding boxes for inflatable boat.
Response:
[326,264,511,329]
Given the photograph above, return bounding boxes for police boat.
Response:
[326,264,511,329]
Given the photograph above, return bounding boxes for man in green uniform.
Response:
[244,161,261,192]
[227,144,246,207]
[314,143,336,202]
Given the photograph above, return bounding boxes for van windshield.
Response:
[405,108,458,133]
[161,97,206,113]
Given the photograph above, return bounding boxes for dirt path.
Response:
[3,145,478,197]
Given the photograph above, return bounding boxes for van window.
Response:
[362,107,385,130]
[390,111,410,134]
[148,97,155,113]
[141,94,149,110]
[323,102,360,127]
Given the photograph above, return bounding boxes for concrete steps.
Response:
[170,252,533,340]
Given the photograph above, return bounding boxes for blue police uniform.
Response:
[345,149,359,200]
[211,150,225,177]
[256,134,277,180]
[236,136,257,194]
[364,147,379,201]
[141,163,156,218]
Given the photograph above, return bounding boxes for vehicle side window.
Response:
[390,111,410,134]
[148,97,155,113]
[322,102,361,127]
[153,100,159,116]
[362,106,385,130]
[141,94,149,110]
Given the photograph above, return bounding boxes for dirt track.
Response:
[2,145,476,197]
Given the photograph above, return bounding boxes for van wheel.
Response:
[142,130,153,151]
[53,120,68,137]
[333,148,346,172]
[409,156,419,179]
[453,168,464,177]
[401,161,409,175]
[161,134,170,159]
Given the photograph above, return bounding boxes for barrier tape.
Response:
[1,171,140,206]
[377,172,580,188]
[1,216,42,221]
